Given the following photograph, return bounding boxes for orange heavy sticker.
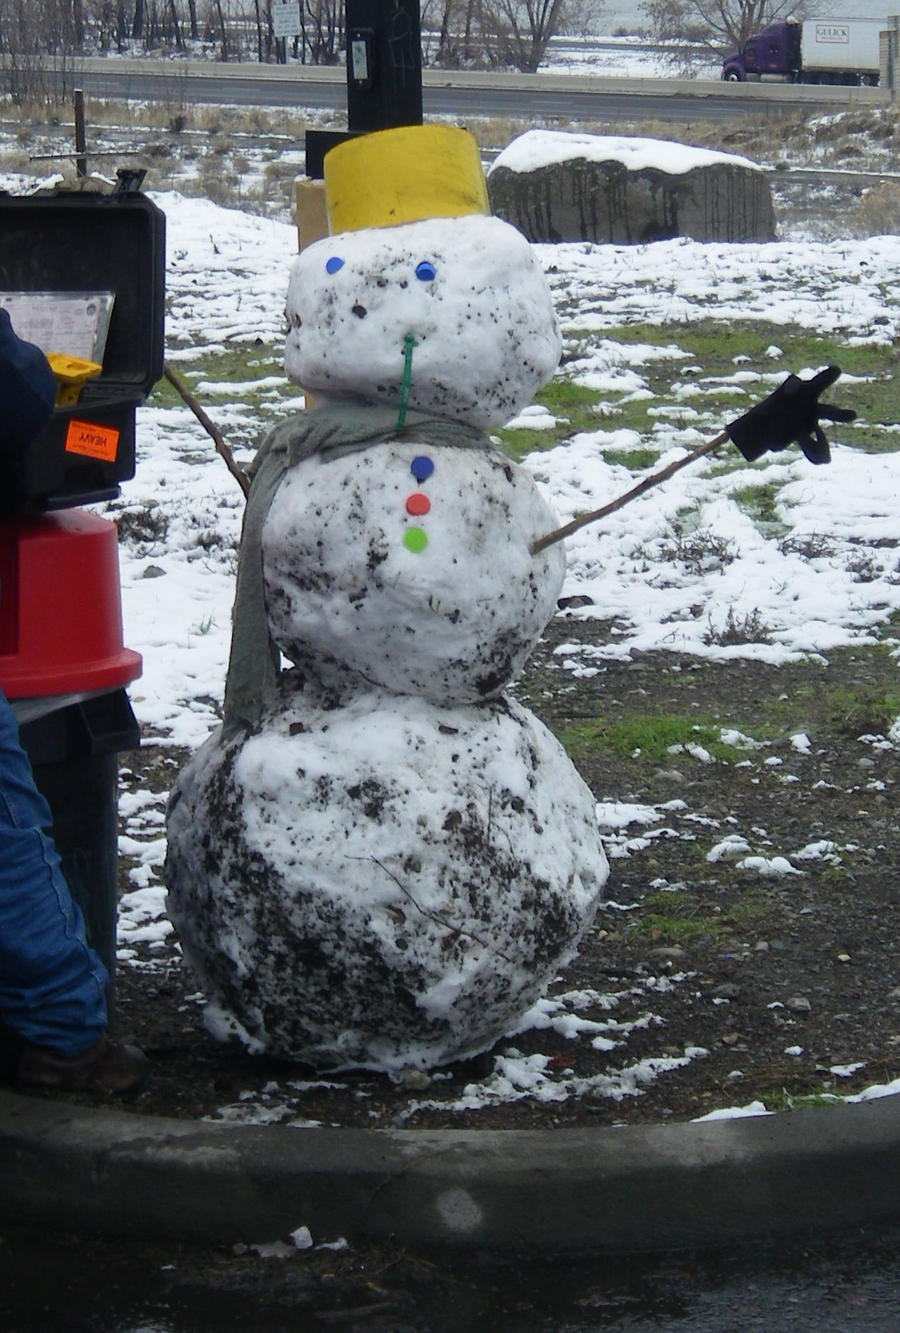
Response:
[64,419,120,463]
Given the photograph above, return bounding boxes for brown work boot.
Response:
[17,1035,149,1095]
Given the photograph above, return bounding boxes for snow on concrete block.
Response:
[487,130,776,245]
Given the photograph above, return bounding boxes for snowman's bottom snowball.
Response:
[165,682,609,1072]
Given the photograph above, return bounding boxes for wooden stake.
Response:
[74,89,87,178]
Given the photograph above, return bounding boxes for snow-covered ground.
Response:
[537,33,720,80]
[3,124,899,1118]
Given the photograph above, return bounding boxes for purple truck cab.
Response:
[722,20,801,81]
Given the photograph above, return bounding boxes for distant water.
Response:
[602,0,895,33]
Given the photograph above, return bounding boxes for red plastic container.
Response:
[0,510,141,698]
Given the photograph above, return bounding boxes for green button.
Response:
[403,527,428,553]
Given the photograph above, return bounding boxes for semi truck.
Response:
[721,17,883,85]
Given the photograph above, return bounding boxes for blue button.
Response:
[410,455,434,482]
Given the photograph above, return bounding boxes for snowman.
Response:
[165,126,609,1073]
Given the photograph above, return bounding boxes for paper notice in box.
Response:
[0,291,115,363]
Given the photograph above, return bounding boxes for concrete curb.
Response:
[3,1088,900,1252]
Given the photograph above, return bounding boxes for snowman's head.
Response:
[284,127,561,430]
[285,215,560,429]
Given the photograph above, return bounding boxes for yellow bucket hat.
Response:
[324,125,489,234]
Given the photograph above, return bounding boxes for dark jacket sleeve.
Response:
[0,307,57,456]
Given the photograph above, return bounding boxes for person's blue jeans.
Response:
[0,686,108,1055]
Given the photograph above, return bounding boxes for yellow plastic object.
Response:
[295,177,329,251]
[47,352,103,406]
[324,125,490,234]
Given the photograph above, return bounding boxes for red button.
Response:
[405,493,431,516]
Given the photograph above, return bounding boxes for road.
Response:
[4,1216,900,1330]
[59,55,886,125]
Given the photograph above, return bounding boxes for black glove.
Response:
[726,365,856,466]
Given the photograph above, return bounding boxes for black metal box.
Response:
[0,185,165,514]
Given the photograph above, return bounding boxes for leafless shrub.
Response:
[778,532,836,560]
[852,181,900,239]
[703,606,773,646]
[112,500,170,548]
[657,524,737,575]
[844,551,883,584]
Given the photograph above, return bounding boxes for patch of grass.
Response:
[623,887,766,945]
[560,712,745,763]
[623,889,708,944]
[760,1087,843,1112]
[462,116,532,151]
[560,321,895,455]
[150,342,284,410]
[876,608,900,639]
[498,427,561,461]
[535,380,601,412]
[824,684,900,737]
[625,912,712,945]
[498,379,612,458]
[602,446,660,470]
[498,375,640,458]
[732,480,784,532]
[586,394,660,435]
[752,644,900,736]
[853,180,900,238]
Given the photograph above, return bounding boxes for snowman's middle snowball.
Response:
[262,439,566,703]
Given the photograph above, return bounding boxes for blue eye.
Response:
[326,256,344,274]
[415,261,436,282]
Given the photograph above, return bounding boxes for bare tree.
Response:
[475,0,567,71]
[303,0,342,64]
[430,0,599,71]
[432,0,467,64]
[166,0,184,47]
[211,0,228,57]
[642,0,801,52]
[70,0,86,43]
[0,0,78,101]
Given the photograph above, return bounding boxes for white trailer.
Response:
[800,18,882,81]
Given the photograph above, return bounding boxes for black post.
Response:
[346,0,422,132]
[306,0,423,178]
